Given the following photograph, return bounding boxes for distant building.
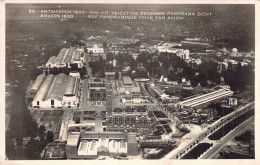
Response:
[224,59,238,65]
[131,52,140,60]
[86,43,106,62]
[217,62,228,72]
[219,85,230,90]
[159,95,179,105]
[116,77,141,94]
[182,84,193,90]
[46,47,85,69]
[86,43,104,54]
[104,72,116,79]
[228,97,238,106]
[177,49,190,60]
[108,37,139,46]
[180,40,210,47]
[189,58,202,65]
[157,42,181,53]
[241,62,248,66]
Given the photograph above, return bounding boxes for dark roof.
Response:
[113,108,123,112]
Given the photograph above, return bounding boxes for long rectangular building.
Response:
[66,132,134,159]
[46,47,85,68]
[179,89,234,108]
[32,73,80,109]
[28,74,46,96]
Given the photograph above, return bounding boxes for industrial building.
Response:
[27,74,46,97]
[31,73,80,108]
[178,89,234,109]
[116,77,141,94]
[45,47,85,69]
[66,132,138,159]
[63,76,80,108]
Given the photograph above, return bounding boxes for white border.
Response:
[0,0,259,165]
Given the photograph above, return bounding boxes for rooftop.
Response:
[34,74,55,101]
[122,77,133,85]
[45,73,67,101]
[30,74,46,92]
[67,134,80,146]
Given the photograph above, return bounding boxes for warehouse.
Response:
[56,48,68,68]
[66,132,136,159]
[45,56,57,68]
[32,74,55,108]
[31,73,80,109]
[62,76,80,108]
[78,140,98,157]
[45,47,85,69]
[44,73,68,108]
[28,74,46,97]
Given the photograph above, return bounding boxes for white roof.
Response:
[30,74,46,92]
[33,74,55,101]
[180,89,234,108]
[45,73,68,101]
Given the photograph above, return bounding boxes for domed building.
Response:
[232,48,238,54]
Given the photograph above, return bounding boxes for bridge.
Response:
[139,139,176,148]
[163,102,254,159]
[200,116,254,159]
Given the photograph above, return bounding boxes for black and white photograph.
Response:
[2,0,258,162]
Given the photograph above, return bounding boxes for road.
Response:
[58,109,73,141]
[200,116,254,159]
[140,83,158,104]
[79,79,88,111]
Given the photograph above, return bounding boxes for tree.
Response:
[38,125,46,141]
[137,52,150,66]
[75,30,84,39]
[103,41,107,48]
[106,52,114,61]
[115,72,119,79]
[46,131,54,143]
[223,63,254,93]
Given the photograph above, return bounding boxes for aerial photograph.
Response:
[5,3,255,160]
